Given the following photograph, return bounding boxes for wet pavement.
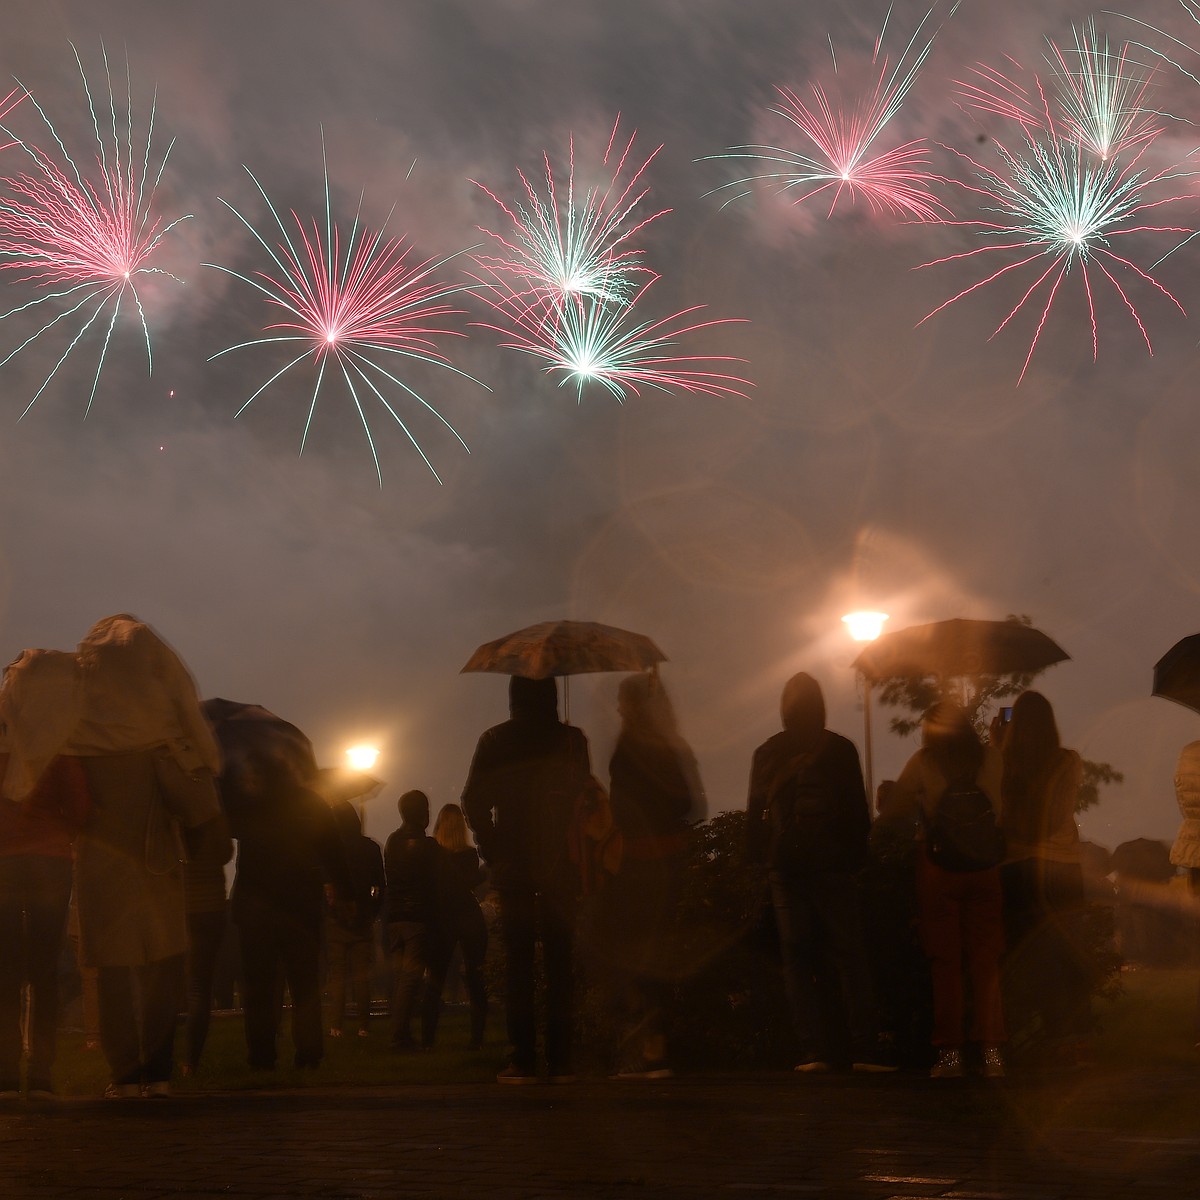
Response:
[2,1070,1198,1199]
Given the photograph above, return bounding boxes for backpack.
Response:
[924,779,1006,873]
[768,739,843,871]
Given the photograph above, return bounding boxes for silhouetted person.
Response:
[0,754,90,1101]
[893,702,1006,1079]
[230,757,352,1070]
[1170,737,1200,1042]
[463,676,592,1083]
[421,803,488,1049]
[999,690,1092,1066]
[383,790,439,1051]
[326,800,384,1038]
[182,809,234,1075]
[599,672,702,1079]
[746,672,890,1073]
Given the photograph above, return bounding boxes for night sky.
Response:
[2,0,1200,853]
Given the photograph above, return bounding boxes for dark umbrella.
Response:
[201,698,318,820]
[461,620,666,679]
[1152,634,1200,715]
[852,618,1069,683]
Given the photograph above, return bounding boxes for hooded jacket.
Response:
[461,676,591,893]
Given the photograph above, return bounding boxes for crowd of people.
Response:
[0,625,1195,1100]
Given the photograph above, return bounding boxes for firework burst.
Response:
[0,45,189,415]
[918,125,1195,382]
[705,4,957,220]
[957,19,1160,162]
[474,275,750,402]
[207,149,485,484]
[470,117,668,324]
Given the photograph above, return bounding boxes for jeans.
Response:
[498,888,575,1074]
[97,955,185,1086]
[235,902,323,1069]
[0,855,73,1089]
[326,924,375,1033]
[422,907,488,1048]
[387,921,430,1046]
[184,908,229,1071]
[769,869,880,1063]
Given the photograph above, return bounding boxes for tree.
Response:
[874,614,1121,813]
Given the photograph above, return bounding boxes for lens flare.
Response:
[0,46,188,415]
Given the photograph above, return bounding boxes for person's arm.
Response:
[462,732,499,862]
[834,737,871,853]
[746,744,771,865]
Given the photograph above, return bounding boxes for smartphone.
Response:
[999,706,1013,723]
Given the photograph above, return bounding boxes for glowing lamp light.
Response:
[346,745,379,772]
[842,611,888,643]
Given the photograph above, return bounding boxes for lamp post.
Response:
[842,611,888,813]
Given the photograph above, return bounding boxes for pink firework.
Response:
[0,47,188,414]
[474,275,751,402]
[918,125,1195,383]
[957,20,1160,162]
[470,117,669,326]
[209,160,484,484]
[707,6,952,220]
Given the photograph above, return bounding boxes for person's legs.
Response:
[278,917,323,1068]
[963,868,1007,1048]
[769,872,828,1063]
[0,858,29,1089]
[461,912,488,1049]
[22,856,72,1090]
[140,954,185,1085]
[234,908,282,1069]
[917,854,967,1049]
[388,921,427,1048]
[542,893,576,1077]
[497,890,536,1073]
[421,932,452,1048]
[184,908,227,1071]
[96,966,143,1086]
[325,928,350,1034]
[349,936,374,1033]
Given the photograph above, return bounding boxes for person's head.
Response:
[875,779,898,818]
[1005,690,1061,768]
[398,789,430,829]
[433,803,469,852]
[332,799,362,838]
[509,675,559,722]
[779,672,825,745]
[617,672,678,741]
[921,701,983,779]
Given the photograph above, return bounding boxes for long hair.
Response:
[1001,690,1061,842]
[922,701,984,783]
[433,802,470,852]
[617,672,679,744]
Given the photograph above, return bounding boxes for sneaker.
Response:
[930,1048,964,1079]
[496,1065,538,1085]
[328,1027,343,1038]
[0,1089,20,1104]
[794,1059,831,1073]
[981,1045,1006,1079]
[852,1059,899,1074]
[27,1081,56,1103]
[104,1083,141,1100]
[357,1028,370,1039]
[143,1081,171,1099]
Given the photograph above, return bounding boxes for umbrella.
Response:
[311,766,383,806]
[201,698,318,819]
[1152,634,1200,715]
[852,618,1069,683]
[461,620,666,680]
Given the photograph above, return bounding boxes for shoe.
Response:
[610,1064,674,1080]
[852,1059,899,1074]
[794,1059,831,1073]
[496,1065,538,1085]
[27,1080,55,1102]
[104,1083,141,1099]
[357,1028,370,1038]
[142,1081,171,1099]
[981,1045,1006,1079]
[930,1048,964,1079]
[0,1089,20,1104]
[328,1027,343,1038]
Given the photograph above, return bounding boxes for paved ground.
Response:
[2,1069,1198,1199]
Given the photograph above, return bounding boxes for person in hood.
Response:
[746,672,890,1074]
[462,676,592,1084]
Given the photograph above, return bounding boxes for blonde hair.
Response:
[433,803,470,852]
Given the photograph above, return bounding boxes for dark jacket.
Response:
[433,845,486,936]
[383,824,440,925]
[609,733,697,851]
[746,729,870,874]
[461,677,591,894]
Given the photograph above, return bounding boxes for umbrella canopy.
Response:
[1152,634,1200,715]
[312,766,383,806]
[461,620,666,679]
[201,698,318,819]
[852,618,1069,683]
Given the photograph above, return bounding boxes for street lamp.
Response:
[842,611,888,812]
[346,744,379,772]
